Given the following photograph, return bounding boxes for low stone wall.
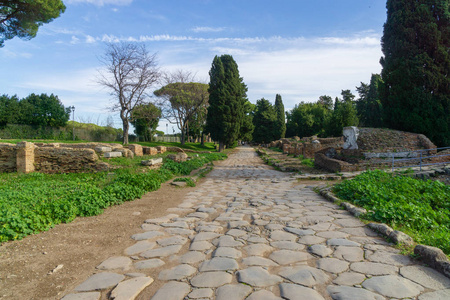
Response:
[315,152,360,172]
[0,143,17,172]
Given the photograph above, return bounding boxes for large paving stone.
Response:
[212,235,244,247]
[350,261,397,275]
[131,231,164,241]
[74,273,125,292]
[188,288,214,299]
[110,277,153,300]
[215,284,252,300]
[179,251,206,264]
[308,245,333,258]
[213,247,242,259]
[192,232,221,242]
[244,244,273,256]
[226,229,248,237]
[333,246,364,262]
[297,235,326,245]
[199,257,239,272]
[334,218,365,227]
[151,281,191,300]
[246,290,283,300]
[125,241,156,255]
[158,264,197,280]
[332,272,366,286]
[317,258,349,274]
[269,250,311,265]
[366,251,412,266]
[189,241,213,251]
[160,221,189,229]
[242,256,279,267]
[326,239,360,247]
[284,227,315,236]
[134,259,165,270]
[316,231,349,239]
[164,228,195,235]
[400,265,450,290]
[190,272,232,288]
[362,275,424,298]
[145,214,179,224]
[61,292,101,300]
[270,241,305,251]
[279,265,330,287]
[279,283,325,300]
[340,227,379,237]
[237,267,283,287]
[96,256,132,271]
[419,289,450,300]
[140,245,182,258]
[156,235,188,247]
[270,230,298,241]
[327,285,384,300]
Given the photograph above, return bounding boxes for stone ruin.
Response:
[266,127,443,173]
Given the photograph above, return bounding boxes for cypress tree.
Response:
[205,55,246,151]
[380,0,450,146]
[274,94,286,139]
[252,98,278,144]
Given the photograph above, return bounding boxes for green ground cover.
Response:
[0,152,226,243]
[333,170,450,254]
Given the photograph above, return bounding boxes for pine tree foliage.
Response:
[205,55,247,151]
[356,74,384,127]
[274,94,286,139]
[252,98,278,144]
[380,0,450,146]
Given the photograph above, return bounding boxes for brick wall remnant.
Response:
[156,146,166,154]
[0,143,17,172]
[128,144,143,156]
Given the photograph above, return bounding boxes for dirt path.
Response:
[0,177,200,299]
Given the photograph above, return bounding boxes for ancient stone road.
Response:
[62,147,450,300]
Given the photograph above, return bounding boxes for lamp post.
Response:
[71,106,75,141]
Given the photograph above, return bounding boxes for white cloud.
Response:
[192,26,226,33]
[70,36,80,44]
[66,0,133,6]
[86,35,96,44]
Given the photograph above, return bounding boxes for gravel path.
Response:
[61,147,450,300]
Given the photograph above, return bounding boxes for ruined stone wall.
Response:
[0,143,17,172]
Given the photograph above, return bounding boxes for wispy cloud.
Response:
[66,0,133,6]
[192,26,226,33]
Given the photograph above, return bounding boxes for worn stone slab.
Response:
[179,251,206,264]
[125,241,156,255]
[244,244,273,256]
[140,245,182,258]
[131,231,164,241]
[151,281,190,300]
[400,265,450,290]
[317,258,349,274]
[247,235,268,243]
[215,284,253,300]
[141,224,162,231]
[134,259,165,270]
[246,290,283,300]
[237,267,283,287]
[362,275,424,298]
[270,250,311,265]
[213,247,242,259]
[189,241,214,251]
[316,231,349,239]
[192,232,221,242]
[332,272,366,286]
[158,264,197,280]
[74,273,125,292]
[326,239,360,247]
[163,228,195,235]
[279,283,325,300]
[212,235,244,247]
[242,256,279,267]
[190,272,232,288]
[104,151,122,158]
[96,256,132,271]
[188,288,213,299]
[226,229,248,237]
[340,227,378,237]
[297,235,326,245]
[327,285,384,300]
[279,265,330,287]
[308,245,333,258]
[270,230,297,241]
[270,241,305,251]
[333,246,364,262]
[334,218,365,227]
[156,236,188,247]
[419,289,450,300]
[61,292,101,300]
[366,251,412,266]
[110,277,153,300]
[145,214,179,224]
[350,262,398,276]
[160,221,189,229]
[199,257,239,272]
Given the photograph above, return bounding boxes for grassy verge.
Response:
[0,152,226,243]
[333,170,450,255]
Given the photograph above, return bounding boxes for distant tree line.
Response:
[0,93,70,128]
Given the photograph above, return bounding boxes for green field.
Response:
[333,170,450,255]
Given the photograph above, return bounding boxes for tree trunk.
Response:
[180,127,185,145]
[219,141,224,152]
[201,132,204,145]
[122,119,129,145]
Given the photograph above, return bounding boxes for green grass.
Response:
[333,170,450,255]
[0,152,226,243]
[173,177,196,187]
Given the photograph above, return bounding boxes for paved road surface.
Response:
[62,147,450,300]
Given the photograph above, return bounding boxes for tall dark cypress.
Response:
[380,0,450,146]
[205,55,246,151]
[274,94,286,139]
[252,98,278,144]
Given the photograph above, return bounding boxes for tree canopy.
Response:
[0,0,66,47]
[380,0,450,146]
[252,98,278,144]
[274,94,286,139]
[130,102,161,142]
[205,55,247,151]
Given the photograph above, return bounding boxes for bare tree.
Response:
[154,70,209,145]
[98,42,160,144]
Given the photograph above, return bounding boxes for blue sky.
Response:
[0,0,387,133]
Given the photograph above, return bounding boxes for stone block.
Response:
[143,147,158,155]
[95,146,112,153]
[128,144,143,156]
[104,152,122,158]
[156,146,166,154]
[167,153,188,163]
[16,141,35,173]
[141,158,163,166]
